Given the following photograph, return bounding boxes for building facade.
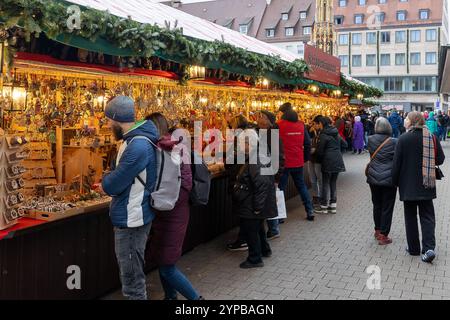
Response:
[167,0,320,57]
[334,0,449,112]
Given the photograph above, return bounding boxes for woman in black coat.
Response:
[366,117,398,245]
[314,116,347,214]
[392,112,445,263]
[233,129,277,268]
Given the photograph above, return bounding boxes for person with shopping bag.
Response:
[232,129,277,268]
[227,110,285,251]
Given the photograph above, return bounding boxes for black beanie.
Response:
[279,102,293,113]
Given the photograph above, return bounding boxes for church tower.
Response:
[312,0,335,55]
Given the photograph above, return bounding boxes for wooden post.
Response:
[56,127,63,183]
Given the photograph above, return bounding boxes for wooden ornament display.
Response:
[0,135,29,230]
[22,140,57,195]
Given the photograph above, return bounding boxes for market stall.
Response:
[0,0,382,299]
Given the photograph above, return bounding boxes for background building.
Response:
[167,0,320,57]
[334,0,449,112]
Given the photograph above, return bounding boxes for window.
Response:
[300,11,307,19]
[339,0,347,7]
[410,30,421,42]
[339,34,349,45]
[358,0,366,5]
[282,13,289,20]
[366,32,377,44]
[297,45,304,55]
[426,29,437,41]
[303,27,312,35]
[339,55,349,67]
[352,55,362,67]
[395,53,406,65]
[354,14,364,24]
[381,31,390,43]
[357,76,437,93]
[266,29,275,38]
[334,16,344,25]
[366,54,376,66]
[285,27,294,36]
[239,24,248,34]
[420,9,429,20]
[426,52,437,64]
[380,54,390,66]
[410,52,421,65]
[397,11,407,21]
[378,0,386,3]
[286,45,293,51]
[375,12,385,23]
[396,30,406,43]
[352,33,362,45]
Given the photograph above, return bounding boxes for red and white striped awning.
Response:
[65,0,298,62]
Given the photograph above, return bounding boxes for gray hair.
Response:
[375,117,393,136]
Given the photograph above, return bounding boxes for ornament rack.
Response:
[22,140,57,195]
[0,134,29,230]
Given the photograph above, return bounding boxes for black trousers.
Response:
[321,172,339,206]
[404,200,436,254]
[369,185,397,236]
[240,218,271,264]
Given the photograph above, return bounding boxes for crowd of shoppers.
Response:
[100,95,447,299]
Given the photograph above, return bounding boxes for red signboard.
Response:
[303,44,341,87]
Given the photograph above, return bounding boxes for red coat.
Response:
[277,119,306,168]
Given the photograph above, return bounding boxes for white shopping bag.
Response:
[268,188,287,220]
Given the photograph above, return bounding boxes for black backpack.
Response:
[190,152,211,206]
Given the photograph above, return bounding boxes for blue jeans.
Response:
[159,265,200,300]
[268,167,314,234]
[114,223,151,300]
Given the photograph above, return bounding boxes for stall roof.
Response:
[64,0,298,62]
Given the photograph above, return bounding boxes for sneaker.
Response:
[266,232,280,240]
[314,206,328,214]
[239,260,264,269]
[306,215,315,221]
[227,240,248,251]
[421,250,436,263]
[328,203,337,214]
[279,219,285,224]
[378,234,392,245]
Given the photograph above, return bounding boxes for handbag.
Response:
[232,165,252,202]
[365,138,392,177]
[432,135,444,180]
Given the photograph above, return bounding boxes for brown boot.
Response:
[378,234,392,245]
[374,230,381,240]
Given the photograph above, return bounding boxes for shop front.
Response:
[0,0,382,299]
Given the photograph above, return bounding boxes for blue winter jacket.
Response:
[102,120,159,228]
[388,112,402,130]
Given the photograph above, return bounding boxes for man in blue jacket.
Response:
[388,110,403,138]
[101,96,159,300]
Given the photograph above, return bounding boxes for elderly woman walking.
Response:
[366,118,398,245]
[353,116,365,154]
[392,112,445,263]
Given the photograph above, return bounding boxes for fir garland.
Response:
[0,0,308,82]
[340,73,384,99]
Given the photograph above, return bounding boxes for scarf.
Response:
[419,126,436,189]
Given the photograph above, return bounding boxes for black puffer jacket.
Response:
[233,162,277,220]
[316,126,347,173]
[366,134,397,187]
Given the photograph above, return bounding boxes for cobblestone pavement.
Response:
[106,142,450,300]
